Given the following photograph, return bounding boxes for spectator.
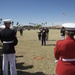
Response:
[41,28,46,45]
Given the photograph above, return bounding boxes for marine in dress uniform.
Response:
[0,19,18,75]
[54,23,75,75]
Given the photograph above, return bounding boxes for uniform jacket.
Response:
[0,27,18,54]
[54,36,75,75]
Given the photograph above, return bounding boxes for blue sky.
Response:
[0,0,75,26]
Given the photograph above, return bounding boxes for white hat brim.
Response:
[62,23,75,28]
[62,23,75,31]
[3,19,11,22]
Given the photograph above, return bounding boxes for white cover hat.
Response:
[62,23,75,31]
[2,19,13,29]
[3,19,12,23]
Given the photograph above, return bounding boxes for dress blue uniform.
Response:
[0,19,18,75]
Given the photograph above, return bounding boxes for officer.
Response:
[54,23,75,75]
[0,19,18,75]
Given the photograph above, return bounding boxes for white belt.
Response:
[60,58,75,61]
[3,41,14,43]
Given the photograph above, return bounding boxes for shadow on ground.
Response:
[16,62,33,70]
[46,44,55,46]
[16,62,46,75]
[16,55,46,75]
[47,40,57,41]
[16,55,24,58]
[17,71,46,75]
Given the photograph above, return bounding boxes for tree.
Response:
[36,24,42,28]
[16,22,19,26]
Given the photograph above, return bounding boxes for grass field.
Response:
[15,29,61,75]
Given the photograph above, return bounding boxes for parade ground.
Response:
[15,29,61,75]
[0,29,61,75]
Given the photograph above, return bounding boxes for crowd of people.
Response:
[37,27,49,46]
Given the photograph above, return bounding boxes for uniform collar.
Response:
[66,36,74,40]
